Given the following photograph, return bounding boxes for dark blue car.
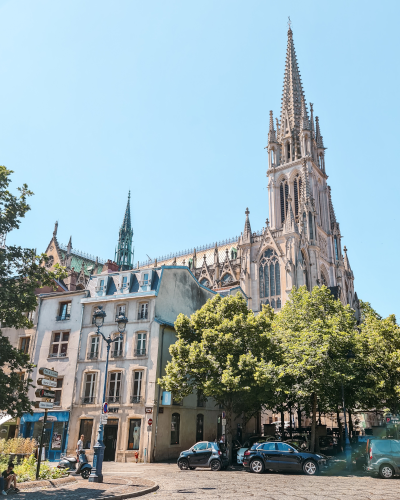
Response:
[243,441,329,475]
[177,441,228,471]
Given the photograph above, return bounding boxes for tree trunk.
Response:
[289,405,293,438]
[336,405,343,452]
[226,409,233,464]
[348,409,353,441]
[281,410,285,441]
[297,405,302,430]
[310,393,317,453]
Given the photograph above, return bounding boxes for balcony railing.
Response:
[107,395,121,404]
[49,352,67,358]
[137,312,148,320]
[87,351,98,360]
[135,348,146,357]
[131,396,143,404]
[115,315,128,321]
[112,349,123,358]
[56,314,70,321]
[81,396,96,404]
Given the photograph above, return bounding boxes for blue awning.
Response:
[20,411,70,423]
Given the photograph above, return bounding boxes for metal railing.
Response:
[112,349,123,358]
[115,315,128,321]
[58,243,105,264]
[81,396,96,404]
[107,395,120,404]
[49,352,67,358]
[56,314,70,321]
[137,312,148,320]
[87,351,98,360]
[131,396,143,404]
[135,348,146,357]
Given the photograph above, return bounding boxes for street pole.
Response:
[341,380,352,470]
[36,409,48,480]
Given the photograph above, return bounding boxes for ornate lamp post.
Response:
[89,306,128,483]
[342,349,355,469]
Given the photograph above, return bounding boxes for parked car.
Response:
[366,439,400,478]
[243,441,329,475]
[237,436,275,464]
[177,441,228,471]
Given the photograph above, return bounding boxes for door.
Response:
[275,442,302,470]
[104,424,118,461]
[188,442,212,466]
[258,442,280,469]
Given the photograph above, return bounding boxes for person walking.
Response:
[76,434,84,459]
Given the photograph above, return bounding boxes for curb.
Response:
[101,484,159,499]
[18,475,77,490]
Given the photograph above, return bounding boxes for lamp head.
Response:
[93,306,106,328]
[116,314,128,333]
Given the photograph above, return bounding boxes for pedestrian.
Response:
[76,434,84,459]
[2,463,19,494]
[0,475,7,496]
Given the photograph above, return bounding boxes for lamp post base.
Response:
[89,433,105,483]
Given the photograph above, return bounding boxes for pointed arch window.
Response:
[308,212,314,240]
[334,236,339,261]
[200,278,210,288]
[280,179,289,225]
[259,249,281,310]
[294,174,302,217]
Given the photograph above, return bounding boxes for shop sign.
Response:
[34,402,54,409]
[39,367,58,378]
[35,389,56,399]
[37,378,57,388]
[39,415,57,422]
[145,407,152,413]
[162,391,171,405]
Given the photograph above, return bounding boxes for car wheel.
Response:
[250,459,264,474]
[178,459,189,470]
[189,467,196,470]
[303,460,318,476]
[379,464,394,479]
[210,459,222,471]
[81,469,91,479]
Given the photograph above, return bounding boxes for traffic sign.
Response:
[34,402,54,409]
[148,418,153,425]
[103,402,108,414]
[35,389,56,399]
[100,415,108,424]
[222,419,227,426]
[37,378,57,388]
[39,368,58,378]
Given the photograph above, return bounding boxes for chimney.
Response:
[64,267,78,291]
[102,260,119,273]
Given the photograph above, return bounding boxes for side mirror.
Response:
[192,449,196,453]
[288,448,294,453]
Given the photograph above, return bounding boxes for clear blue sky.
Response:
[3,0,399,319]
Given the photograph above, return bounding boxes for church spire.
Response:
[280,26,306,138]
[115,191,134,270]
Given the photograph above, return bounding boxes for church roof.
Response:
[58,244,103,276]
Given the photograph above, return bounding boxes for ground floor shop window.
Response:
[127,419,141,450]
[79,419,93,449]
[196,414,204,442]
[171,413,180,445]
[51,422,65,450]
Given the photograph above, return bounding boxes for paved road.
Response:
[102,462,400,500]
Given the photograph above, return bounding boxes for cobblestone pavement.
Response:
[12,475,156,499]
[102,462,400,500]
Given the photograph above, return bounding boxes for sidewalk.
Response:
[10,476,158,499]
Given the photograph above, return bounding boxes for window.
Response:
[287,142,290,161]
[128,419,141,450]
[221,274,233,285]
[321,272,328,286]
[197,390,206,408]
[54,378,63,406]
[143,273,149,285]
[79,419,93,449]
[50,332,69,358]
[230,248,237,260]
[193,441,208,451]
[136,333,146,356]
[280,179,289,224]
[171,413,180,445]
[293,175,302,216]
[19,337,30,354]
[112,334,124,357]
[334,236,339,261]
[259,249,281,309]
[117,305,126,317]
[131,371,143,403]
[196,414,204,442]
[83,373,96,404]
[138,303,148,320]
[200,278,210,288]
[57,302,71,321]
[261,442,276,451]
[122,276,127,289]
[107,372,122,403]
[88,336,100,359]
[308,212,314,240]
[277,442,295,452]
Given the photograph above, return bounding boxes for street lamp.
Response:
[89,306,128,483]
[342,349,355,469]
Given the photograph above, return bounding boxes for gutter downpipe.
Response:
[64,295,86,455]
[152,325,165,462]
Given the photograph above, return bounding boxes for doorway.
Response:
[104,421,118,461]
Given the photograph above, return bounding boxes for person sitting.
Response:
[2,463,19,493]
[0,475,7,496]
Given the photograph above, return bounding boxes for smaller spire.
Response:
[328,186,337,229]
[343,246,351,271]
[67,236,72,255]
[315,116,325,148]
[243,208,252,242]
[265,218,269,228]
[309,103,315,138]
[53,221,58,238]
[283,195,299,234]
[300,97,310,131]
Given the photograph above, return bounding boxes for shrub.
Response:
[0,438,36,455]
[0,454,67,483]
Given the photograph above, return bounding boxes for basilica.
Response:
[45,27,358,315]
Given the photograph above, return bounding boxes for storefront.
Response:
[0,415,17,440]
[19,411,70,461]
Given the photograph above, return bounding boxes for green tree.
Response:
[159,292,279,461]
[0,166,67,418]
[272,285,358,452]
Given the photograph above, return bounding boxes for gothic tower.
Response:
[115,192,134,270]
